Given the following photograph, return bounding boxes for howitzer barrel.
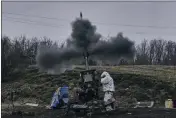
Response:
[83,52,89,70]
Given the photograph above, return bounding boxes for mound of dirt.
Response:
[1,66,176,107]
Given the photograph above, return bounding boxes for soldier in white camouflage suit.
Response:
[101,71,115,111]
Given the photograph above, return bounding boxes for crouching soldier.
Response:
[101,71,115,111]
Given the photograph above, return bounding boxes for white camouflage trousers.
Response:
[104,92,115,111]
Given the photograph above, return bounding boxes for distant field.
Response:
[75,65,176,82]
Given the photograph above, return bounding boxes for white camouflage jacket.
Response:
[101,71,115,92]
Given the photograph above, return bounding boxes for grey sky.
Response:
[2,1,176,45]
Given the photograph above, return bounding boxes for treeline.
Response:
[1,36,60,81]
[134,39,176,65]
[1,36,176,81]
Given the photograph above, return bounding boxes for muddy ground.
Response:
[2,107,176,118]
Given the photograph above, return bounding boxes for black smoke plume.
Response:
[36,18,135,73]
[89,33,135,64]
[36,45,83,70]
[90,33,135,58]
[70,18,101,51]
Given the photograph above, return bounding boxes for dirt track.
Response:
[2,108,176,118]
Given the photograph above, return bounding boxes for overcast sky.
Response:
[2,1,176,45]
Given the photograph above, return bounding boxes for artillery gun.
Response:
[65,52,107,117]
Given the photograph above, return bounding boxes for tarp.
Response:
[60,86,69,104]
[50,86,69,108]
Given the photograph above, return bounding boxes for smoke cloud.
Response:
[90,33,135,58]
[36,44,83,72]
[36,18,135,74]
[70,18,101,51]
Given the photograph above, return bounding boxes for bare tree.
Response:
[1,36,12,80]
[155,39,166,65]
[135,39,149,65]
[148,40,155,64]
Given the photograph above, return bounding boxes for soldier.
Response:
[101,71,115,111]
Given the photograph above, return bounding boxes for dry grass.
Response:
[2,65,176,105]
[75,65,176,82]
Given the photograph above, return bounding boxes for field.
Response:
[1,65,176,118]
[77,65,176,82]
